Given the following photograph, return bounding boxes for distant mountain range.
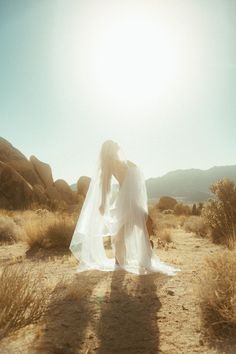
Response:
[71,165,236,203]
[146,165,236,202]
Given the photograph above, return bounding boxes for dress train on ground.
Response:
[69,161,181,276]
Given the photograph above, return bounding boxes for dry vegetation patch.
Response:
[0,263,52,339]
[198,249,236,339]
[202,179,236,249]
[183,216,208,237]
[0,215,21,244]
[148,207,180,248]
[21,211,76,251]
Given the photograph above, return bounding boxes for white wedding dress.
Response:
[69,150,181,276]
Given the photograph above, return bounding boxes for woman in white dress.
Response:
[69,140,180,276]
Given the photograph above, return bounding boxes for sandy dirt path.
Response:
[0,229,229,354]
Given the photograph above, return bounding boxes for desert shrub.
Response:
[192,203,197,215]
[191,203,204,216]
[160,214,178,229]
[148,206,177,248]
[157,196,178,211]
[178,215,187,227]
[184,216,209,237]
[150,227,173,249]
[202,178,236,248]
[198,250,236,338]
[158,228,172,243]
[151,210,178,231]
[197,202,204,215]
[162,209,174,215]
[48,199,69,212]
[22,212,76,250]
[0,215,20,244]
[0,264,51,339]
[28,201,51,211]
[28,199,70,212]
[0,209,13,216]
[174,202,191,216]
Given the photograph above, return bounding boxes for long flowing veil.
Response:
[69,146,126,272]
[69,144,181,276]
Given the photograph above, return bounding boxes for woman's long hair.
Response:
[99,140,118,201]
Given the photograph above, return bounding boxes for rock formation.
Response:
[0,137,87,210]
[30,155,54,188]
[54,179,78,204]
[77,176,91,197]
[0,137,43,187]
[0,161,34,209]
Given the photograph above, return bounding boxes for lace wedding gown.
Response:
[69,154,181,276]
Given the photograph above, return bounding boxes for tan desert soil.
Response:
[0,229,234,354]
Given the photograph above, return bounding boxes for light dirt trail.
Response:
[0,229,228,354]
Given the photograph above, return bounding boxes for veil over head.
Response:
[69,142,127,272]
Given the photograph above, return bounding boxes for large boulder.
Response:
[54,179,77,204]
[157,196,178,211]
[0,137,85,209]
[30,155,54,188]
[45,185,62,202]
[45,179,77,205]
[0,161,34,209]
[77,176,91,197]
[32,184,49,205]
[0,137,43,187]
[0,194,12,209]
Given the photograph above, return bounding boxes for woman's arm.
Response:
[99,180,107,215]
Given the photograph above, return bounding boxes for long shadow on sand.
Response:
[96,269,168,354]
[36,267,169,354]
[36,271,108,354]
[207,329,236,354]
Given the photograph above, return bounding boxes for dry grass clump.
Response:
[153,228,174,250]
[150,207,179,230]
[178,215,187,227]
[184,216,209,237]
[148,206,176,248]
[0,215,21,244]
[174,202,191,216]
[0,263,51,339]
[158,228,172,243]
[202,178,236,249]
[22,212,76,250]
[198,250,236,338]
[0,208,13,216]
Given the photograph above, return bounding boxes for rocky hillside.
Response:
[146,165,236,202]
[0,137,90,210]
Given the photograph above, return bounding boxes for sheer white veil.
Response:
[69,141,127,272]
[69,141,181,276]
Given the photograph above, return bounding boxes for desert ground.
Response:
[0,207,235,354]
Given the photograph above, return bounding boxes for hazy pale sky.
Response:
[0,0,235,185]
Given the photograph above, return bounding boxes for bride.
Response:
[69,140,180,276]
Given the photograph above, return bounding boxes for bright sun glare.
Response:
[53,2,201,115]
[92,16,184,105]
